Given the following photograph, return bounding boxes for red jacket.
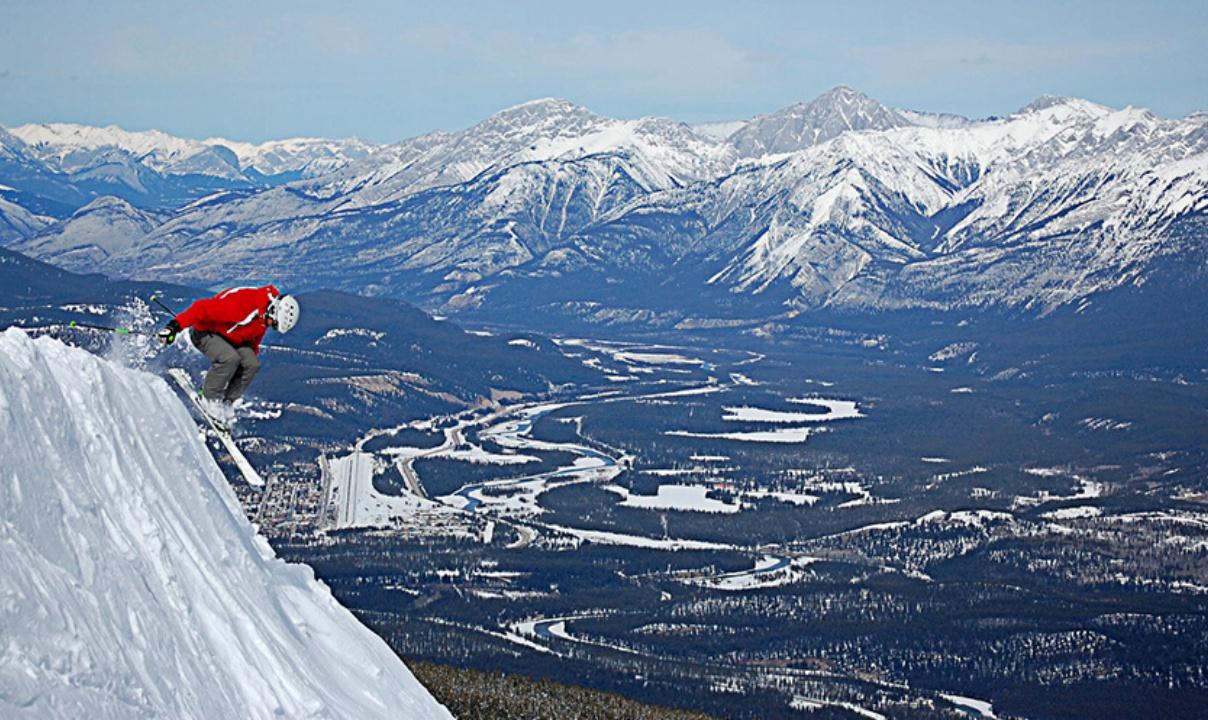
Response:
[175,285,279,354]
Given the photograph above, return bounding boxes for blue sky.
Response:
[1,0,1204,142]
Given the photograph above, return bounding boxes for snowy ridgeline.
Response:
[0,329,450,720]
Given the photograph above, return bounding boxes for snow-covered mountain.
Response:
[285,97,736,208]
[0,128,94,217]
[11,122,375,181]
[201,135,377,180]
[12,122,246,179]
[10,98,738,292]
[76,151,684,300]
[600,95,1208,314]
[4,88,1207,323]
[0,123,377,216]
[0,192,52,243]
[728,86,921,157]
[691,120,748,142]
[0,327,452,719]
[11,195,166,266]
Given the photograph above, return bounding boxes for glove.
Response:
[158,319,182,346]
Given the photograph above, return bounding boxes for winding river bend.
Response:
[449,402,622,513]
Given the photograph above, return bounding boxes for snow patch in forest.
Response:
[606,484,742,513]
[666,427,815,443]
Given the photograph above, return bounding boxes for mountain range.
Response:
[2,87,1205,328]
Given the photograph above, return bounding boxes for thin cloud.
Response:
[390,24,760,100]
[848,37,1159,75]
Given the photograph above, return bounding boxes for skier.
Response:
[157,285,299,421]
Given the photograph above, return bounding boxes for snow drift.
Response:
[0,328,451,720]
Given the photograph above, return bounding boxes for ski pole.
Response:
[148,294,180,318]
[67,320,152,336]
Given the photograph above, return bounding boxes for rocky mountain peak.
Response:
[729,86,911,157]
[1015,95,1113,118]
[478,98,607,135]
[70,194,142,217]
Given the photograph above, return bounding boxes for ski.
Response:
[168,368,265,488]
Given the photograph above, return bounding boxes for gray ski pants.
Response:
[190,330,261,402]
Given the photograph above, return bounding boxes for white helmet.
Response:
[268,294,300,333]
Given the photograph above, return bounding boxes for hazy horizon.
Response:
[2,0,1205,143]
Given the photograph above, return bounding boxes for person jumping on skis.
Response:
[157,285,299,417]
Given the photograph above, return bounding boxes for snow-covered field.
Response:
[642,467,725,477]
[1041,506,1103,520]
[543,524,737,551]
[785,396,864,419]
[556,338,709,369]
[666,427,816,443]
[325,451,462,532]
[614,351,704,365]
[665,395,863,443]
[722,398,863,423]
[643,384,726,399]
[938,692,998,719]
[791,696,887,720]
[1013,471,1104,509]
[606,484,742,513]
[686,555,819,591]
[743,489,820,506]
[432,442,539,465]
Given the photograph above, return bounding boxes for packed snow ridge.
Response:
[0,328,451,720]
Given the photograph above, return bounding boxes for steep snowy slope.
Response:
[0,328,452,720]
